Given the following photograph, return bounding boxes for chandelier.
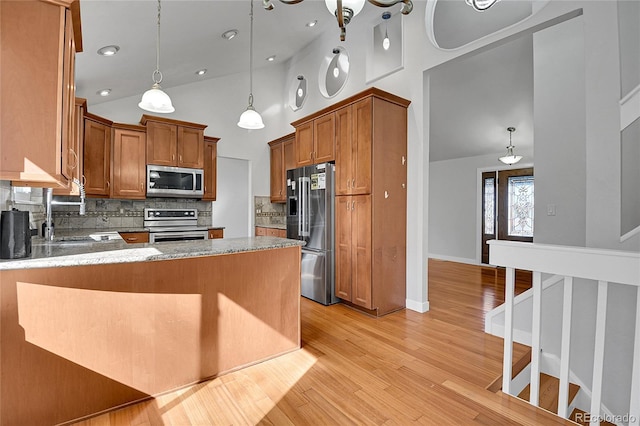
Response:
[263,0,413,41]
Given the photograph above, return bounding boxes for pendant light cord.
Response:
[248,0,255,107]
[153,0,163,84]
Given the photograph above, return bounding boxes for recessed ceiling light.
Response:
[97,45,120,56]
[222,29,238,40]
[195,68,207,76]
[96,89,111,97]
[306,20,317,28]
[266,55,276,62]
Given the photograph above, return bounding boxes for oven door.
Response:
[149,230,209,243]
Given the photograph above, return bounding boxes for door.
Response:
[177,127,203,168]
[203,139,217,201]
[146,121,177,166]
[295,122,314,167]
[270,142,284,202]
[352,194,372,309]
[214,157,250,238]
[335,196,352,300]
[84,118,111,197]
[306,164,333,251]
[314,113,335,163]
[111,129,146,199]
[286,167,302,240]
[301,249,327,303]
[481,168,534,264]
[335,105,353,195]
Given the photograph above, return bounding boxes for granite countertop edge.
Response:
[0,237,304,271]
[255,224,287,230]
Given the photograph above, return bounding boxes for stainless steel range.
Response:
[144,208,209,243]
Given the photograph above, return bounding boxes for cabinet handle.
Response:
[172,154,175,161]
[106,181,110,188]
[126,237,138,242]
[180,155,183,162]
[402,183,406,189]
[346,201,350,211]
[352,201,355,210]
[309,151,313,160]
[402,156,406,165]
[352,178,355,189]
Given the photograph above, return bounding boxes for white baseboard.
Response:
[406,299,430,313]
[428,253,480,266]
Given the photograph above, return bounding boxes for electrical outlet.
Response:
[547,204,556,216]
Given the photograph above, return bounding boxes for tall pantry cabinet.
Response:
[293,88,410,316]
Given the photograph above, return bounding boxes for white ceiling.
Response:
[76,0,537,162]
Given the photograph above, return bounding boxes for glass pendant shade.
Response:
[325,0,365,16]
[498,127,521,164]
[238,106,265,129]
[139,83,175,113]
[465,0,499,11]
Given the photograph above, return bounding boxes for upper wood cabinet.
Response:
[141,115,207,169]
[335,98,373,196]
[268,133,295,203]
[111,124,146,200]
[54,97,86,196]
[0,1,82,187]
[292,113,335,167]
[83,113,112,197]
[202,136,219,201]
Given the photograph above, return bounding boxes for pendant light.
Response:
[238,0,265,130]
[139,0,175,113]
[381,12,391,50]
[465,0,499,11]
[499,127,522,165]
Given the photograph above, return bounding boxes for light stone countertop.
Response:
[0,237,304,271]
[255,224,287,230]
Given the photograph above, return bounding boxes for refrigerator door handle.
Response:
[300,177,311,237]
[297,177,303,237]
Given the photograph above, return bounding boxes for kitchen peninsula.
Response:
[0,237,303,425]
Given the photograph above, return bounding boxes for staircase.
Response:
[487,350,615,425]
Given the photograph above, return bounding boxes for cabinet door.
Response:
[283,138,295,172]
[55,99,85,196]
[295,122,314,167]
[146,121,177,166]
[178,127,204,168]
[84,119,111,197]
[314,113,335,164]
[255,227,267,236]
[270,142,285,203]
[203,140,217,201]
[60,9,75,182]
[335,106,352,195]
[112,129,146,199]
[119,232,149,244]
[352,194,372,309]
[351,98,372,195]
[335,196,353,301]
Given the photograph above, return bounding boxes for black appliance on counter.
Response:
[1,209,32,259]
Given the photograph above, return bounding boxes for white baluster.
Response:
[590,280,609,426]
[629,287,640,426]
[558,276,573,418]
[530,271,542,407]
[502,267,515,395]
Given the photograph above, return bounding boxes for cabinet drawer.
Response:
[208,229,223,239]
[119,232,149,244]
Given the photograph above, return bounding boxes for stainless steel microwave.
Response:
[146,165,204,198]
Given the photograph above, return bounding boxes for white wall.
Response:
[533,14,586,247]
[214,157,251,238]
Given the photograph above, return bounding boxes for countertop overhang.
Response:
[0,237,304,271]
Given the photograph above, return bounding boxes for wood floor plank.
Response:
[71,260,580,426]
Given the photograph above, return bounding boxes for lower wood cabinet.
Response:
[118,231,149,244]
[335,195,372,308]
[208,229,223,239]
[255,227,286,238]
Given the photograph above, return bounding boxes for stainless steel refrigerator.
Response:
[286,162,337,305]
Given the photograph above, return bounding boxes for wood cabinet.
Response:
[54,97,87,196]
[0,1,82,186]
[268,133,295,203]
[255,227,286,238]
[119,231,149,244]
[295,88,410,315]
[208,229,224,239]
[83,113,113,197]
[111,124,146,199]
[335,195,372,306]
[141,115,207,169]
[202,136,219,201]
[292,113,335,168]
[335,98,373,195]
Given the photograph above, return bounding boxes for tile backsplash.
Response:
[254,196,285,227]
[1,181,213,232]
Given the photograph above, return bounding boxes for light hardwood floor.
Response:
[73,260,575,425]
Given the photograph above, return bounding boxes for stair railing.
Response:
[488,240,640,426]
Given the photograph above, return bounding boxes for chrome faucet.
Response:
[43,178,86,240]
